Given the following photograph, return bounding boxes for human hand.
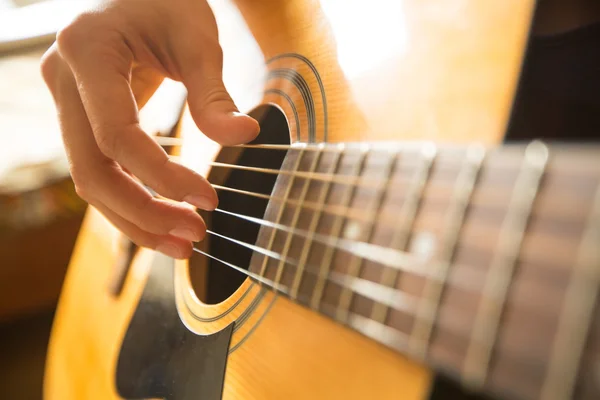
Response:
[41,0,259,259]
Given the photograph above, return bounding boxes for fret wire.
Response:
[310,146,370,310]
[158,137,444,154]
[463,141,549,389]
[206,160,387,189]
[156,136,296,149]
[169,141,485,190]
[215,203,580,300]
[370,144,437,326]
[214,207,423,276]
[408,144,485,359]
[256,149,305,279]
[204,221,570,361]
[214,201,596,304]
[540,185,600,400]
[202,229,420,314]
[211,173,424,223]
[335,149,398,324]
[212,172,592,231]
[169,152,440,193]
[289,149,344,300]
[272,147,324,291]
[194,246,413,354]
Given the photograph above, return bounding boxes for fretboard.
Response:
[244,141,600,400]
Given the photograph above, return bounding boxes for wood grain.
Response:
[44,0,538,399]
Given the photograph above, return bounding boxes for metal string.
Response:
[206,181,572,249]
[194,228,558,338]
[210,208,424,276]
[170,156,413,189]
[195,230,423,311]
[207,205,569,298]
[192,246,423,352]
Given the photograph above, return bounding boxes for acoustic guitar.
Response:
[44,1,600,399]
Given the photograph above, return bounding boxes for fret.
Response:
[289,146,344,300]
[370,144,437,325]
[335,148,398,323]
[540,185,600,400]
[257,148,306,279]
[310,146,369,310]
[463,141,549,389]
[408,144,485,359]
[272,147,324,291]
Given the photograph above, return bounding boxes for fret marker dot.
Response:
[344,221,362,240]
[410,231,436,260]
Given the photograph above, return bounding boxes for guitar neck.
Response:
[247,140,600,400]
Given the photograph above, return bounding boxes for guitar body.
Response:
[44,1,538,399]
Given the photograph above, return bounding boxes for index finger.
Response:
[57,17,218,210]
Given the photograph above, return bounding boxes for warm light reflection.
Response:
[0,0,100,52]
[320,0,408,79]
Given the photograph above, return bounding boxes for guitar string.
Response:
[192,244,422,321]
[162,140,583,239]
[168,155,454,190]
[191,159,393,189]
[208,206,564,295]
[210,181,493,225]
[156,137,445,154]
[204,182,577,250]
[192,246,426,336]
[160,138,580,305]
[152,173,577,277]
[209,208,422,276]
[193,231,558,334]
[165,156,582,228]
[161,139,593,387]
[159,138,554,176]
[193,246,555,368]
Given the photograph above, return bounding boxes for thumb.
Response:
[177,42,259,145]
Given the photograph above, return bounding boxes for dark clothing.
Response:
[507,22,600,142]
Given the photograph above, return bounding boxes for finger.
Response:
[41,47,206,242]
[94,201,193,259]
[89,163,208,239]
[173,27,260,145]
[56,15,218,210]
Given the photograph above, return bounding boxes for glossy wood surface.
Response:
[44,0,537,399]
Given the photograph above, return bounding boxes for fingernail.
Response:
[169,227,200,242]
[156,243,183,259]
[184,195,216,211]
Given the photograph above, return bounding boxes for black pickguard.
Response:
[115,253,234,400]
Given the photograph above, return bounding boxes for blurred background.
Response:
[0,1,187,398]
[0,1,95,398]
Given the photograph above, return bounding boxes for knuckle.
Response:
[56,12,96,55]
[56,11,125,63]
[151,159,180,197]
[202,38,223,63]
[39,48,64,90]
[73,180,92,202]
[131,194,155,226]
[196,81,232,112]
[70,167,98,205]
[95,129,119,159]
[127,234,155,250]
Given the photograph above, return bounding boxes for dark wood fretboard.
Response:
[240,141,599,400]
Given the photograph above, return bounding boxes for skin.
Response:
[40,0,260,260]
[41,0,600,261]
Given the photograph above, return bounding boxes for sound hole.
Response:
[189,105,290,304]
